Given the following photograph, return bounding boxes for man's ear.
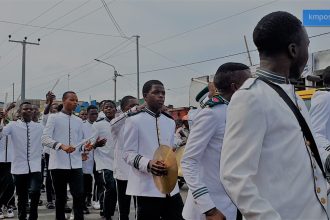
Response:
[288,43,297,59]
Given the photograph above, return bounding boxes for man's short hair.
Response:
[142,80,164,96]
[19,101,32,108]
[103,100,116,108]
[253,11,303,56]
[87,105,98,113]
[323,66,330,86]
[62,91,76,100]
[214,62,250,92]
[120,96,136,110]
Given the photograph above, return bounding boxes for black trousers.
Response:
[83,174,93,206]
[92,164,102,202]
[51,169,84,220]
[136,193,184,220]
[44,153,54,203]
[116,179,131,220]
[13,172,42,220]
[99,169,117,218]
[0,163,14,207]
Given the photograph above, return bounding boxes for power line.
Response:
[39,1,115,39]
[100,0,126,38]
[0,20,123,38]
[309,31,330,39]
[27,0,92,38]
[0,0,65,49]
[147,0,279,46]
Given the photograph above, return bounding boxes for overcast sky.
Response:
[0,0,329,107]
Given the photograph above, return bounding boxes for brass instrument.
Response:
[153,145,178,194]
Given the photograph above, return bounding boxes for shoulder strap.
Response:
[259,77,326,178]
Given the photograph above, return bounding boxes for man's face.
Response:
[32,105,40,119]
[289,27,310,79]
[87,109,98,123]
[103,102,116,120]
[144,84,165,111]
[50,103,59,114]
[20,104,33,121]
[63,93,78,112]
[79,110,87,120]
[123,99,138,112]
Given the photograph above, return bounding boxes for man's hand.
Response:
[148,160,168,176]
[84,140,94,151]
[82,152,89,161]
[46,91,56,105]
[94,137,107,148]
[60,144,75,153]
[136,103,147,112]
[205,208,226,220]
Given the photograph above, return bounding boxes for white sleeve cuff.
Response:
[192,190,216,214]
[55,143,62,151]
[138,156,150,173]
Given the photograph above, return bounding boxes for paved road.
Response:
[8,185,188,220]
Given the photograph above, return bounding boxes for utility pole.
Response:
[9,35,40,102]
[244,35,253,66]
[12,83,14,102]
[94,59,122,102]
[133,35,140,100]
[67,74,70,90]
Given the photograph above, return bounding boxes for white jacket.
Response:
[42,112,85,170]
[1,120,43,174]
[310,91,330,149]
[182,104,236,220]
[220,74,329,220]
[123,108,179,197]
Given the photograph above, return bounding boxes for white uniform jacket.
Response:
[0,135,14,163]
[82,120,95,174]
[93,117,114,171]
[0,120,43,174]
[41,112,84,170]
[220,70,330,220]
[123,108,180,198]
[310,91,330,150]
[111,111,131,180]
[181,104,236,220]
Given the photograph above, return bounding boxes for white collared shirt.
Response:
[111,111,131,180]
[182,104,236,220]
[1,120,43,174]
[0,135,14,163]
[123,109,179,198]
[93,117,114,171]
[220,77,329,220]
[42,112,85,170]
[310,91,330,150]
[82,120,95,174]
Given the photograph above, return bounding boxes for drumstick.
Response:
[50,79,60,92]
[73,136,95,149]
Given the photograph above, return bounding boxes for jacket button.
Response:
[321,198,326,204]
[315,176,318,181]
[317,187,321,193]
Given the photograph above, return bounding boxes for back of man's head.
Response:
[323,66,330,86]
[253,11,303,56]
[214,62,250,93]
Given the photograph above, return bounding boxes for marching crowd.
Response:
[1,10,330,220]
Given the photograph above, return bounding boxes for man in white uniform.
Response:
[310,67,330,151]
[123,80,184,220]
[42,91,89,220]
[182,62,251,220]
[0,102,44,220]
[81,105,99,214]
[111,95,138,220]
[0,107,15,219]
[93,100,117,220]
[220,11,330,220]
